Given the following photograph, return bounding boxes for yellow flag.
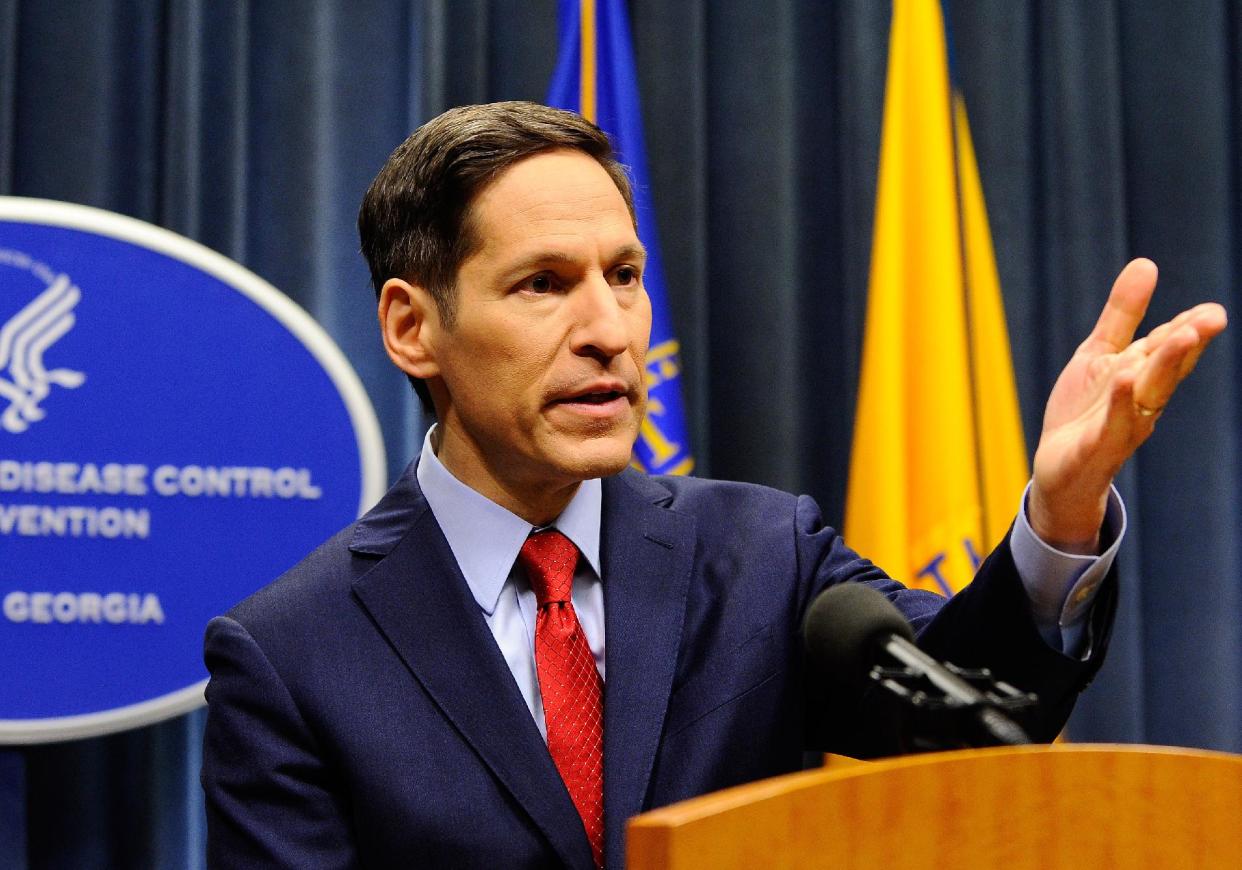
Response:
[845,0,1027,596]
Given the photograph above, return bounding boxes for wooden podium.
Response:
[627,745,1242,868]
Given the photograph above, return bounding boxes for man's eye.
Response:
[522,274,555,294]
[612,266,640,286]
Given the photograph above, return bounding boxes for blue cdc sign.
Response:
[0,198,386,743]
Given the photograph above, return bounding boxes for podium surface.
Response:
[627,744,1242,869]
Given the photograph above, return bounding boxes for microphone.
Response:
[803,582,1033,749]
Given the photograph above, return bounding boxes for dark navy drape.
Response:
[2,1,1240,866]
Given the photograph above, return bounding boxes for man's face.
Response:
[426,148,651,503]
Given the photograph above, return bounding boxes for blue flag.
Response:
[547,0,694,476]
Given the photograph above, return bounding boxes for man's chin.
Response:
[555,433,638,481]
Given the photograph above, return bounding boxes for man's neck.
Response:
[431,426,580,527]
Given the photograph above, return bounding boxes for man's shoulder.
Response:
[223,463,427,632]
[223,522,376,630]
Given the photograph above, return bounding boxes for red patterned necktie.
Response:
[518,529,605,868]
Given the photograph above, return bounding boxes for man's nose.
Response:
[569,275,629,360]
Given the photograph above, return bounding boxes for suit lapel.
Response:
[599,471,695,870]
[349,471,595,870]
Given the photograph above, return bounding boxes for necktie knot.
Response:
[518,529,579,606]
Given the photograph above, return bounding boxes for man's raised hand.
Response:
[1028,258,1227,552]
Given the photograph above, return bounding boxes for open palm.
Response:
[1029,259,1227,550]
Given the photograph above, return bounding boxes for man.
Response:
[201,102,1226,868]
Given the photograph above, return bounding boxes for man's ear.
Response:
[378,278,441,380]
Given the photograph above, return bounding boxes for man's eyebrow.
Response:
[611,244,648,263]
[498,251,577,280]
[501,244,648,276]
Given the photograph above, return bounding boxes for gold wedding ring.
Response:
[1134,402,1164,417]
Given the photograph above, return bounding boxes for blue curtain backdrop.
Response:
[1,1,1239,866]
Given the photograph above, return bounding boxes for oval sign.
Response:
[0,197,386,743]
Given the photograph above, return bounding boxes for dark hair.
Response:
[358,101,636,409]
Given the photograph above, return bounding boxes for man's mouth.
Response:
[558,390,626,405]
[548,383,634,420]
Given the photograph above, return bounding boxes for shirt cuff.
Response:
[1010,482,1126,657]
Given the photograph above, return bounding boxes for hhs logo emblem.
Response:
[0,251,86,434]
[0,198,385,744]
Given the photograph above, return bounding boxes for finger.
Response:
[1143,305,1206,348]
[1143,302,1227,351]
[1088,258,1159,351]
[1133,323,1201,411]
[1101,360,1144,444]
[1185,301,1228,343]
[1176,305,1228,378]
[1149,303,1227,380]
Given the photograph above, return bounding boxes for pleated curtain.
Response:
[1,1,1239,866]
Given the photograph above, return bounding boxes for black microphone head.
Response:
[802,583,915,687]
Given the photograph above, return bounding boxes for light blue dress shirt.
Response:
[417,431,605,740]
[416,428,1124,739]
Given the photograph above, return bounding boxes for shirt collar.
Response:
[415,426,602,615]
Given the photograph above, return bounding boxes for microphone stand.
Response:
[867,644,1038,752]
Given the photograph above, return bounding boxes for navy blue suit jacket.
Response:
[201,465,1114,869]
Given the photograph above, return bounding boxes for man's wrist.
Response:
[1013,482,1126,657]
[1027,481,1110,555]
